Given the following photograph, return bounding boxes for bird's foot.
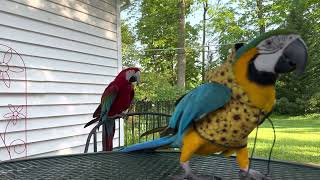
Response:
[172,161,220,180]
[171,174,217,180]
[239,169,272,180]
[171,174,188,180]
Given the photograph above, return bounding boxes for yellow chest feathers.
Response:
[233,48,275,112]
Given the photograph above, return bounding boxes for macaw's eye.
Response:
[266,40,272,45]
[264,39,275,49]
[258,36,284,54]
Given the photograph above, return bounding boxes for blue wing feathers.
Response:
[101,86,118,136]
[121,82,232,152]
[173,83,231,144]
[120,136,177,152]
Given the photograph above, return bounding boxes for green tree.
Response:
[276,0,320,114]
[121,0,320,109]
[121,0,202,101]
[206,0,320,114]
[135,0,201,90]
[206,0,274,62]
[134,72,185,101]
[121,22,140,67]
[177,0,187,89]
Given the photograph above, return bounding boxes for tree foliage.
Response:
[122,0,201,101]
[276,0,320,114]
[205,0,320,115]
[121,22,140,67]
[137,0,200,88]
[121,0,320,114]
[134,72,185,101]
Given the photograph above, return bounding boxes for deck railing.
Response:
[124,101,174,146]
[84,101,175,153]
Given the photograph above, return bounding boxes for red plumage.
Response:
[85,67,140,151]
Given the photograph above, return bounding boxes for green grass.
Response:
[247,114,320,165]
[124,114,320,166]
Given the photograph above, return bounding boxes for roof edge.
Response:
[120,0,132,11]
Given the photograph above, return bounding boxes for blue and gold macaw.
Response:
[121,30,308,179]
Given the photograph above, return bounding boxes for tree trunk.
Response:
[177,0,186,89]
[202,1,208,83]
[256,0,265,34]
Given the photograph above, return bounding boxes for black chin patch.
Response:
[248,59,278,85]
[129,76,137,82]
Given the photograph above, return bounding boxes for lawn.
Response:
[247,114,320,166]
[124,113,320,166]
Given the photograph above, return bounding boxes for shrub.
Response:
[134,72,186,101]
[306,92,320,113]
[274,97,304,115]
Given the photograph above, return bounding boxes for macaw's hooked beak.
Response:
[129,71,141,84]
[275,38,308,75]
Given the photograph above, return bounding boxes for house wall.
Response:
[0,0,124,161]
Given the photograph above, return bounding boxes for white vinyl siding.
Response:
[0,0,124,161]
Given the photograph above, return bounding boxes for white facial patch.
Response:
[126,70,135,81]
[135,71,141,83]
[254,34,301,73]
[253,50,282,73]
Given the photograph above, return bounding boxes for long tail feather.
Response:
[84,117,99,128]
[120,135,176,152]
[140,126,167,137]
[103,119,115,151]
[140,126,176,138]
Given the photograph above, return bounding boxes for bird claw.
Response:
[171,174,187,180]
[239,169,272,180]
[171,174,218,180]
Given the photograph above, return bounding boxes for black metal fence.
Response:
[84,101,175,153]
[124,101,175,146]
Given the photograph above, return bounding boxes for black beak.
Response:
[129,76,137,82]
[275,38,308,75]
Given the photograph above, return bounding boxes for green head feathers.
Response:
[234,29,297,62]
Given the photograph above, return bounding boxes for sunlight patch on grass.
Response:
[247,114,320,165]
